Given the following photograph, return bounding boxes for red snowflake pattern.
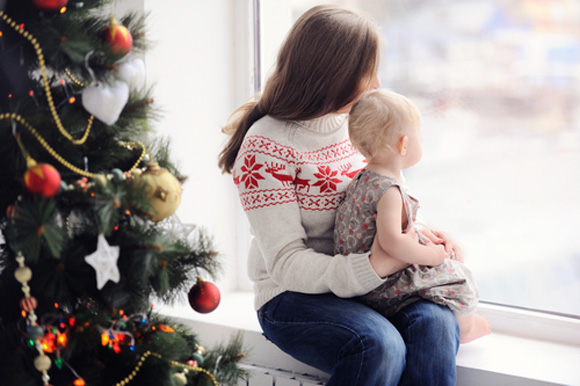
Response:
[240,155,265,189]
[312,166,342,193]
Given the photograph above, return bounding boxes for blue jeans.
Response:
[258,292,459,386]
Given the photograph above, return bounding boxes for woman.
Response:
[218,5,460,385]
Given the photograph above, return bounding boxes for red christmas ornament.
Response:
[23,163,61,198]
[103,17,133,56]
[33,0,68,11]
[20,296,38,312]
[188,278,221,314]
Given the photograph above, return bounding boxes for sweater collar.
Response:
[293,113,348,133]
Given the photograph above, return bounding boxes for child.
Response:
[334,89,491,344]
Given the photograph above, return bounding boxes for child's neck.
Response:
[365,161,400,180]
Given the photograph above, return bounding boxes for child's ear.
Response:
[398,136,408,155]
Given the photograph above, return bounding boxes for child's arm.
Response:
[375,187,449,266]
[399,173,464,262]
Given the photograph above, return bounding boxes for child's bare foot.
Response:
[457,313,492,344]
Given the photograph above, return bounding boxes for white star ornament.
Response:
[84,233,121,290]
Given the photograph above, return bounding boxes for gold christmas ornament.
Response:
[138,161,182,222]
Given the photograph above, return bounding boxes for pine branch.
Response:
[195,332,249,386]
[5,197,66,262]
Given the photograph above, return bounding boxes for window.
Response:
[258,0,580,317]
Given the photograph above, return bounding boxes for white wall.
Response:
[142,0,253,292]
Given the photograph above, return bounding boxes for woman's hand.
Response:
[420,229,464,263]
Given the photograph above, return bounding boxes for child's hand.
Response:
[420,228,444,244]
[428,243,450,266]
[420,229,464,263]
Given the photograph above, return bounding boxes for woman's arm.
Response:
[375,187,449,266]
[369,240,412,277]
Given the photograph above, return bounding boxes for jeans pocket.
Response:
[258,292,284,324]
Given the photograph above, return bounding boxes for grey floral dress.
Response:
[334,169,478,317]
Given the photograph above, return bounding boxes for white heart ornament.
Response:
[82,80,130,126]
[116,58,146,88]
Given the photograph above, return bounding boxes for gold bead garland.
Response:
[0,10,94,146]
[65,68,87,88]
[0,113,146,178]
[167,358,218,386]
[113,351,218,386]
[1,11,149,179]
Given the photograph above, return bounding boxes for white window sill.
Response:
[159,292,580,386]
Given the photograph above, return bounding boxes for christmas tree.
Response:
[0,1,246,385]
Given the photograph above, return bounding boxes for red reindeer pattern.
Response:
[264,162,294,186]
[294,167,310,192]
[339,162,363,178]
[264,164,312,192]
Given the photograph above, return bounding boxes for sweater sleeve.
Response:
[245,193,384,297]
[233,126,385,298]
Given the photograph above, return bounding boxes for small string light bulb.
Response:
[101,333,109,346]
[57,332,67,346]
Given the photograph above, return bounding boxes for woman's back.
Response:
[234,113,369,310]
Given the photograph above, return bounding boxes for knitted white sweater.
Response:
[232,113,386,310]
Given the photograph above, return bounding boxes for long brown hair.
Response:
[218,5,380,174]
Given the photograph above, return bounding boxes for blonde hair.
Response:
[348,89,421,159]
[218,5,381,174]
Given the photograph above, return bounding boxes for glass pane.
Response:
[261,0,580,317]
